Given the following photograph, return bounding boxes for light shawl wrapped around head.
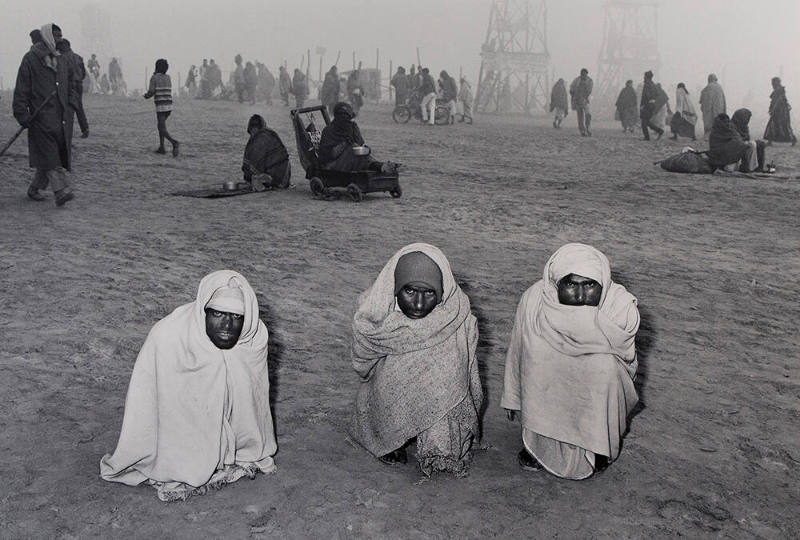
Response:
[39,24,60,56]
[350,243,482,457]
[533,243,639,373]
[501,244,640,462]
[100,270,277,489]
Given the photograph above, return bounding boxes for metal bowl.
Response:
[352,145,370,156]
[222,180,238,191]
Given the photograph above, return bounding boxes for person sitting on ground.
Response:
[318,102,400,173]
[242,114,291,190]
[349,243,483,477]
[731,109,767,172]
[143,58,179,156]
[100,270,277,502]
[708,113,758,172]
[502,243,640,480]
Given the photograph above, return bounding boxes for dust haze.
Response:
[2,0,798,114]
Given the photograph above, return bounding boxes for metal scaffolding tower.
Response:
[596,1,660,103]
[474,0,551,114]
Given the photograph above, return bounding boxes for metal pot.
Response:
[223,180,237,191]
[352,145,370,156]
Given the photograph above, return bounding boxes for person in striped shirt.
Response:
[144,58,180,156]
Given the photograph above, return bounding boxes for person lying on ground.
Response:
[731,108,767,172]
[242,114,292,190]
[100,270,277,502]
[708,113,758,172]
[318,102,401,173]
[349,243,483,477]
[502,243,640,480]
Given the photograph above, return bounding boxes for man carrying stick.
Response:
[12,23,76,206]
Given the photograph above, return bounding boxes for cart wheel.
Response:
[392,106,411,124]
[310,177,325,198]
[434,105,449,125]
[389,186,402,198]
[347,183,363,202]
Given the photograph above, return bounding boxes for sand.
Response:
[1,93,798,539]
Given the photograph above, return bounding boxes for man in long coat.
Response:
[13,23,76,206]
[57,38,89,138]
[569,68,593,136]
[699,73,726,137]
[320,66,340,115]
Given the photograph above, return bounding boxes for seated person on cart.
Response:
[318,102,401,174]
[242,114,292,190]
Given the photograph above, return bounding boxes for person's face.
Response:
[557,274,602,306]
[205,308,244,349]
[396,282,439,319]
[772,79,780,90]
[52,28,63,42]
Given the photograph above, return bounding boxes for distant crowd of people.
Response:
[389,64,473,125]
[548,67,795,173]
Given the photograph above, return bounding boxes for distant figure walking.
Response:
[291,68,308,108]
[669,83,697,140]
[390,66,409,107]
[639,71,664,140]
[13,23,76,206]
[439,70,458,124]
[57,38,90,138]
[569,68,593,136]
[458,77,473,122]
[243,61,258,105]
[699,73,726,136]
[550,78,568,129]
[185,65,197,98]
[143,58,179,157]
[108,57,125,96]
[347,68,364,116]
[232,54,245,103]
[278,66,291,106]
[256,63,275,104]
[763,77,796,145]
[321,65,340,115]
[615,80,638,133]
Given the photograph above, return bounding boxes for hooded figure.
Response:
[242,114,291,189]
[12,23,76,205]
[732,108,767,172]
[669,83,697,140]
[700,73,727,135]
[278,66,292,105]
[100,270,277,501]
[550,78,569,128]
[763,77,797,144]
[501,244,640,479]
[318,102,399,173]
[350,243,483,477]
[615,80,638,132]
[291,68,308,107]
[708,113,758,172]
[390,66,409,107]
[320,66,341,114]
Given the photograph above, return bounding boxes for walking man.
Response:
[569,68,593,136]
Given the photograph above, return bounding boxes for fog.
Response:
[2,0,798,114]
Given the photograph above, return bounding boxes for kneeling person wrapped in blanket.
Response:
[349,243,483,477]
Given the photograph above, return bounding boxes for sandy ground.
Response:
[1,93,798,539]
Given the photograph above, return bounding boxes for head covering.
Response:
[731,108,752,140]
[644,70,653,80]
[29,29,42,44]
[708,73,718,83]
[532,243,639,364]
[39,23,59,55]
[394,251,444,301]
[350,243,481,459]
[205,277,245,315]
[100,270,276,493]
[333,101,355,120]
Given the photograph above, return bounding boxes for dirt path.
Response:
[1,94,798,539]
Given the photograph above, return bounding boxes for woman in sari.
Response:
[502,243,640,479]
[318,102,400,173]
[669,83,697,140]
[100,270,277,501]
[350,243,483,477]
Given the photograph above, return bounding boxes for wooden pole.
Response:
[319,54,323,84]
[389,60,393,104]
[352,51,356,70]
[416,47,421,67]
[334,50,341,67]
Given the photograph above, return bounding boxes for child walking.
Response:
[144,58,180,156]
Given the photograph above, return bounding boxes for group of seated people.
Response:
[100,242,641,500]
[240,101,400,192]
[707,108,768,173]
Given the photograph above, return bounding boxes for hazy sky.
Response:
[2,0,798,110]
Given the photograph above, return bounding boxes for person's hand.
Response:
[505,409,516,421]
[18,116,31,129]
